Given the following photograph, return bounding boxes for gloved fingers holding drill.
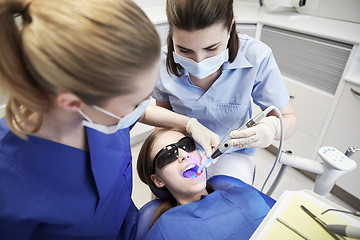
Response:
[186,118,220,163]
[227,116,280,149]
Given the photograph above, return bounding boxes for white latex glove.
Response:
[186,118,220,159]
[227,116,280,148]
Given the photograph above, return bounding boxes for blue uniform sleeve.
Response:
[151,48,171,103]
[251,46,290,110]
[151,80,170,102]
[0,154,37,239]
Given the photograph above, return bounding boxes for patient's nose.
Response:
[178,149,190,162]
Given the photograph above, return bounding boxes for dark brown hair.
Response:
[137,128,184,227]
[137,128,214,228]
[166,0,239,77]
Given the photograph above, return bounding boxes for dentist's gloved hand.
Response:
[228,116,280,148]
[186,118,220,159]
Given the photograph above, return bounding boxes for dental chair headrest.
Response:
[150,186,172,200]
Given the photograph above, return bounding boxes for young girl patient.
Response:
[137,128,274,240]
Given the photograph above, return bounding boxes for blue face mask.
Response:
[78,98,150,134]
[173,48,229,79]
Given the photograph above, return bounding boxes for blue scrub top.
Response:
[0,118,138,239]
[144,184,271,240]
[153,34,290,155]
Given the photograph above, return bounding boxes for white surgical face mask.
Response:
[78,98,150,134]
[173,48,229,79]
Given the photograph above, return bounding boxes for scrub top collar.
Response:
[222,50,253,70]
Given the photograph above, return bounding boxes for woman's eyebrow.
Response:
[203,42,220,49]
[175,41,221,51]
[175,45,191,51]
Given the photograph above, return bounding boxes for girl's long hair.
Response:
[137,128,214,227]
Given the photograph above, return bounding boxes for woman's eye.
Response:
[207,48,217,52]
[179,49,190,53]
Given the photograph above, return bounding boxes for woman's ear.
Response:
[228,18,235,39]
[56,91,83,112]
[151,174,166,188]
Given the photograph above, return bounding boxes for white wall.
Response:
[133,0,166,8]
[135,0,360,24]
[310,0,360,23]
[236,0,360,23]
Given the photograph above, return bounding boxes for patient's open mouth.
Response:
[182,163,199,179]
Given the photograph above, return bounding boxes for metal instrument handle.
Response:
[350,87,360,97]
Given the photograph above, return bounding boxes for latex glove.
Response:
[186,118,220,159]
[228,116,280,149]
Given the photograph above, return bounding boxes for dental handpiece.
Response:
[196,105,276,176]
[326,225,360,239]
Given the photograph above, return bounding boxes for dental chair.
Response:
[135,175,276,240]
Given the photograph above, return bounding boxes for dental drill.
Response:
[197,105,285,177]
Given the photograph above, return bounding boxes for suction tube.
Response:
[260,106,285,195]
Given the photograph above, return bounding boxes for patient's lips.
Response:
[182,163,199,179]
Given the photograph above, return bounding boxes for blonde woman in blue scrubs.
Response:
[153,0,297,184]
[0,0,219,239]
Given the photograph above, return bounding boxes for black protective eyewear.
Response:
[153,137,196,170]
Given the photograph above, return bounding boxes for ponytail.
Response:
[228,21,239,62]
[0,0,49,138]
[1,0,160,138]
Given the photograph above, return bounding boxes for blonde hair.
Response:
[0,0,160,137]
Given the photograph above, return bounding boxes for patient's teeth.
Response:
[183,164,196,172]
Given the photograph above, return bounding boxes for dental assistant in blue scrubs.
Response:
[153,0,297,184]
[0,0,219,239]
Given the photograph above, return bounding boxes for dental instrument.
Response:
[301,205,346,240]
[321,209,360,217]
[276,217,310,240]
[197,105,284,177]
[322,208,360,239]
[196,128,232,177]
[344,146,360,158]
[325,225,360,239]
